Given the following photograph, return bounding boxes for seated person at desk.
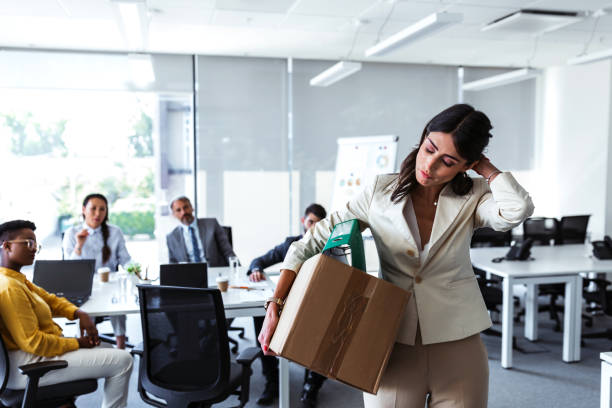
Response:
[248,203,328,407]
[63,193,131,349]
[166,196,237,266]
[0,220,133,408]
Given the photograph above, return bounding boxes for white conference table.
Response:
[79,266,292,408]
[470,244,612,369]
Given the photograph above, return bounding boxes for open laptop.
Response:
[160,262,208,288]
[33,260,96,306]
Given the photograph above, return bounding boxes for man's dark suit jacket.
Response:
[166,218,236,267]
[247,235,302,275]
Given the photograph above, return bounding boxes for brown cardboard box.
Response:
[269,254,411,394]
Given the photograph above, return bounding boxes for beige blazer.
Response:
[282,172,534,345]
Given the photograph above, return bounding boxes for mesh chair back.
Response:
[137,285,230,393]
[471,227,512,248]
[0,335,9,395]
[557,215,590,245]
[523,217,558,246]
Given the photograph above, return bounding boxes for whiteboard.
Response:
[331,135,399,212]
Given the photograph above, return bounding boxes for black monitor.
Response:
[33,259,96,306]
[160,262,208,288]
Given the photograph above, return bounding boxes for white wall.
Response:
[536,60,612,238]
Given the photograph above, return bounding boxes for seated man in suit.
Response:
[248,203,328,407]
[166,196,237,266]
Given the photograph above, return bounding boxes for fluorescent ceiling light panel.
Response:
[310,61,362,87]
[567,48,612,65]
[462,68,539,91]
[481,9,582,35]
[112,0,148,50]
[128,53,155,85]
[365,12,462,57]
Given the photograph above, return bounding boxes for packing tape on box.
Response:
[310,271,374,378]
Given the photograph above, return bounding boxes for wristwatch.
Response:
[264,297,285,311]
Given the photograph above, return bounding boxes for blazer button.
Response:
[414,276,422,284]
[406,249,415,257]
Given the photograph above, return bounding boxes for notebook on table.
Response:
[33,259,96,306]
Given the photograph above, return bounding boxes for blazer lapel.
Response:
[173,227,189,262]
[427,184,471,251]
[382,197,419,251]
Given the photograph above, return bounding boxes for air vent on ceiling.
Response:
[482,9,583,34]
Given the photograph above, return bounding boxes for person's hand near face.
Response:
[76,197,108,255]
[472,155,501,183]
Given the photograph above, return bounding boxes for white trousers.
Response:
[7,343,133,408]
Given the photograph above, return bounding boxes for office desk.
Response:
[470,244,612,369]
[80,267,291,408]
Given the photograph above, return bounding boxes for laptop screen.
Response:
[33,260,96,298]
[160,263,208,288]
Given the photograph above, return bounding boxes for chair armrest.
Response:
[19,360,68,377]
[236,346,261,366]
[130,343,144,357]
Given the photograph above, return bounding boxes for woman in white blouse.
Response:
[258,104,534,407]
[62,193,131,349]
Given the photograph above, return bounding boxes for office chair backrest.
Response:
[523,217,559,246]
[137,285,231,398]
[471,227,512,248]
[0,334,9,395]
[222,226,233,248]
[557,215,590,245]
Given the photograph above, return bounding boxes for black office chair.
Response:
[557,215,590,245]
[582,276,612,346]
[222,225,245,353]
[131,285,260,408]
[522,217,566,331]
[0,335,98,408]
[471,227,520,345]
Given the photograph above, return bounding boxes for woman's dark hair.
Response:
[82,193,111,264]
[390,104,493,203]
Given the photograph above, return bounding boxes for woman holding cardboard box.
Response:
[258,103,534,407]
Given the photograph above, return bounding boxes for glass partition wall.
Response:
[0,50,536,272]
[0,51,194,270]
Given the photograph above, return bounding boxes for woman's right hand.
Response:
[77,336,97,349]
[75,229,89,253]
[258,303,280,356]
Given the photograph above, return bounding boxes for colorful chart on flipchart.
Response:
[331,135,399,212]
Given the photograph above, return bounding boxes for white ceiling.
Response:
[1,0,612,68]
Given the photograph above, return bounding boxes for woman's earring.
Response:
[463,172,469,179]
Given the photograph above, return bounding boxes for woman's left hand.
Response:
[75,309,100,345]
[471,155,500,179]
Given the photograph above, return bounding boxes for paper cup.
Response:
[98,267,110,283]
[216,276,229,292]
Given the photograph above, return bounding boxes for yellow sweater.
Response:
[0,267,79,357]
